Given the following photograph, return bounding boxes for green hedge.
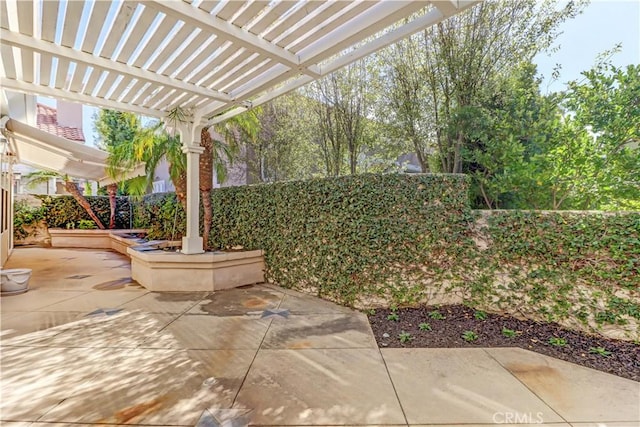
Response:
[134,192,186,240]
[38,195,136,229]
[469,211,640,335]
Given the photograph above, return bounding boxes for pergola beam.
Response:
[1,78,164,118]
[0,29,232,103]
[140,0,322,79]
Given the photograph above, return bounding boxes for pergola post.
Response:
[177,121,205,255]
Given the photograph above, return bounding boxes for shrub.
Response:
[13,200,45,240]
[38,195,135,229]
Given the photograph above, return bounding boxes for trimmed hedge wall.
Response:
[209,173,472,305]
[467,211,640,339]
[38,195,136,229]
[470,211,639,339]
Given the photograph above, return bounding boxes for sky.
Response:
[534,0,640,93]
[39,0,640,148]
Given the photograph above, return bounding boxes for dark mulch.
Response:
[368,305,640,382]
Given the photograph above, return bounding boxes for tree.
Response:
[199,112,254,250]
[530,60,640,210]
[380,0,585,175]
[23,170,106,229]
[309,60,374,175]
[247,94,322,182]
[95,109,142,227]
[378,35,431,172]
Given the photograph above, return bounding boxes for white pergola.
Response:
[1,0,477,254]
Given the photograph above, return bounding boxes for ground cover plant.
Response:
[368,305,639,382]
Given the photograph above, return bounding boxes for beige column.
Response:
[181,143,205,254]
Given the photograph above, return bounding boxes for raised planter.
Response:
[128,247,265,292]
[49,229,147,251]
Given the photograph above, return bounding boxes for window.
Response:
[152,180,165,193]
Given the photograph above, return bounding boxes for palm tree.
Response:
[106,121,186,207]
[199,126,236,250]
[199,111,260,249]
[23,170,106,229]
[106,183,118,228]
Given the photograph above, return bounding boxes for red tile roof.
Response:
[36,103,85,142]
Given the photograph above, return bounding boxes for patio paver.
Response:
[233,348,407,425]
[382,348,564,425]
[486,347,640,423]
[1,247,639,426]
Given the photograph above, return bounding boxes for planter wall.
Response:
[128,248,265,292]
[49,229,147,251]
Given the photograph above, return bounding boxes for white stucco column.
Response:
[181,143,205,254]
[174,117,205,255]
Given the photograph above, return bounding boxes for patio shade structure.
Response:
[1,0,478,254]
[5,117,144,185]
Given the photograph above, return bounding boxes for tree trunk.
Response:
[173,171,187,211]
[107,183,118,229]
[64,180,106,229]
[199,127,214,251]
[201,188,212,250]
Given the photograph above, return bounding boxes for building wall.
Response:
[56,101,83,129]
[1,160,14,267]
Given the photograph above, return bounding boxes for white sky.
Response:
[38,0,640,148]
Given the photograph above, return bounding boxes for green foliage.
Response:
[205,173,471,306]
[473,211,640,339]
[38,195,134,229]
[462,330,478,342]
[77,219,97,230]
[548,337,567,347]
[501,327,519,338]
[418,322,432,331]
[133,192,185,240]
[428,310,446,320]
[13,200,45,240]
[464,57,640,210]
[387,312,399,321]
[589,347,612,357]
[398,331,413,343]
[474,310,488,320]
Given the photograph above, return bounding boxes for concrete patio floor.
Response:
[1,247,639,426]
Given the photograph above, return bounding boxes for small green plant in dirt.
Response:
[398,331,413,343]
[387,311,399,321]
[589,347,612,357]
[366,309,376,315]
[428,310,445,320]
[474,310,488,320]
[418,322,432,331]
[548,337,567,347]
[501,327,520,338]
[77,219,97,229]
[462,330,478,342]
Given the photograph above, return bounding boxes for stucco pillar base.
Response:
[181,236,204,255]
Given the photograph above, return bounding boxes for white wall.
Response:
[56,100,83,129]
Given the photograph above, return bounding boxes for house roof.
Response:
[0,0,478,125]
[36,103,85,142]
